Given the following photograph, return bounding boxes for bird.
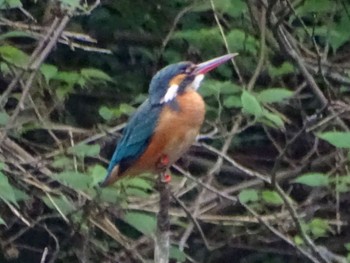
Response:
[100,53,237,187]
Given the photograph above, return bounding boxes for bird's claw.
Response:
[157,154,170,170]
[160,173,171,183]
[160,154,169,167]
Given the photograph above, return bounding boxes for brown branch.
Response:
[154,171,171,263]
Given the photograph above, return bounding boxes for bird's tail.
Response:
[99,165,120,187]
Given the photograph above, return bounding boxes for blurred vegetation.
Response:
[1,0,350,262]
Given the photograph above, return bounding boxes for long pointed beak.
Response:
[193,53,238,75]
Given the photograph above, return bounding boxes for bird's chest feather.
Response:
[134,90,205,171]
[157,90,205,162]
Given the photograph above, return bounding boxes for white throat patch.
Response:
[193,74,204,90]
[160,74,205,103]
[160,84,178,103]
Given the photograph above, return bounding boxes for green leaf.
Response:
[226,29,258,54]
[258,88,293,103]
[59,0,82,9]
[125,188,150,197]
[241,91,263,117]
[118,103,135,116]
[223,95,242,108]
[40,64,58,83]
[99,188,121,203]
[173,28,222,55]
[219,82,242,94]
[124,177,153,191]
[0,62,10,75]
[0,0,22,9]
[294,235,304,246]
[293,173,329,187]
[269,62,294,77]
[55,84,73,100]
[317,132,350,148]
[53,71,80,84]
[68,143,100,158]
[344,243,350,251]
[199,80,221,97]
[88,164,107,187]
[193,0,246,17]
[0,45,29,67]
[261,190,284,205]
[329,14,350,51]
[123,212,156,236]
[336,176,350,193]
[0,171,18,206]
[0,217,6,225]
[170,246,187,262]
[0,111,9,126]
[43,194,76,215]
[12,188,29,202]
[99,105,135,121]
[99,106,114,121]
[54,171,92,190]
[239,189,259,203]
[297,0,333,13]
[0,31,34,41]
[81,68,113,82]
[52,156,74,169]
[308,218,330,238]
[0,162,6,170]
[262,110,285,128]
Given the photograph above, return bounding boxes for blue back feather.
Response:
[105,99,162,176]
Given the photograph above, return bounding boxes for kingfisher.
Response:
[100,53,237,187]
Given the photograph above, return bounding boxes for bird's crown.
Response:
[148,61,197,105]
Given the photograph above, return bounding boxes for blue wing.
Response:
[102,99,162,183]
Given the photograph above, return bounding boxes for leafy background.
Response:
[0,0,350,262]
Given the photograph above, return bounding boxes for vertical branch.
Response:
[154,171,170,263]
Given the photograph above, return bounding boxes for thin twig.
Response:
[210,0,244,84]
[246,1,267,91]
[1,14,72,144]
[0,18,60,108]
[159,4,195,56]
[171,192,220,250]
[40,247,49,263]
[173,165,322,263]
[179,119,240,250]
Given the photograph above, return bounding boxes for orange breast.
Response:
[125,89,205,176]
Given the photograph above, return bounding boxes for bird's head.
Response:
[149,53,238,105]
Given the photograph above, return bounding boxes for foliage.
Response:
[317,131,350,148]
[293,173,330,187]
[0,0,350,263]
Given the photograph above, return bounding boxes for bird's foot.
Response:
[156,154,171,183]
[160,154,169,167]
[161,173,172,183]
[156,154,170,170]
